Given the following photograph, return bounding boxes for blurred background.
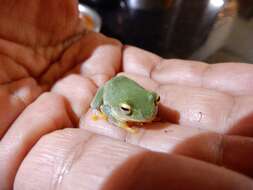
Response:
[78,0,253,63]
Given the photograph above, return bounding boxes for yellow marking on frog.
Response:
[91,114,99,121]
[91,111,108,121]
[98,111,108,121]
[119,123,138,133]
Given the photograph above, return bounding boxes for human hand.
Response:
[0,0,253,190]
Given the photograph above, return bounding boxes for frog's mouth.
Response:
[126,118,160,127]
[126,115,159,127]
[124,107,159,126]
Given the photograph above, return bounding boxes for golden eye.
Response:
[120,103,132,115]
[156,96,160,104]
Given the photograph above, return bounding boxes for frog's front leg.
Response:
[90,86,104,110]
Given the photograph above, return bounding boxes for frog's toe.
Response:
[91,114,99,121]
[119,123,139,133]
[97,112,108,121]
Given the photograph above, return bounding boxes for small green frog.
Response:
[90,75,160,132]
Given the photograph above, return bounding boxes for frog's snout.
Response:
[152,106,159,119]
[143,106,158,122]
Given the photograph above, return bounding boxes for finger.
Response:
[122,45,162,77]
[14,129,253,190]
[0,78,42,138]
[14,128,143,190]
[103,151,253,190]
[78,33,122,86]
[123,46,253,96]
[120,73,253,136]
[82,110,253,177]
[0,93,73,190]
[40,32,122,87]
[173,134,253,178]
[51,74,97,123]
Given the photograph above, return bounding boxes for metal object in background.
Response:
[206,0,253,63]
[79,0,239,60]
[78,3,102,32]
[191,0,238,60]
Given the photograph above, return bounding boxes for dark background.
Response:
[79,0,253,63]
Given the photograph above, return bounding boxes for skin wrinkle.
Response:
[88,74,110,87]
[216,134,225,166]
[149,56,162,80]
[0,29,86,83]
[0,52,33,78]
[44,31,111,84]
[52,133,95,190]
[122,128,129,144]
[0,76,30,86]
[51,93,75,129]
[83,76,99,90]
[125,129,146,146]
[224,96,237,133]
[43,30,86,63]
[0,39,46,77]
[1,0,80,46]
[37,31,87,83]
[200,64,211,89]
[135,130,146,146]
[0,54,29,84]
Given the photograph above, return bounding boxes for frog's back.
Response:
[103,76,147,105]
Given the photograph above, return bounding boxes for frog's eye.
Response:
[120,103,132,115]
[155,95,160,104]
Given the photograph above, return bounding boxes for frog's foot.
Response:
[119,123,138,133]
[98,111,108,121]
[91,114,99,121]
[91,110,108,122]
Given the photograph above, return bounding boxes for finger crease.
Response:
[216,134,225,166]
[37,31,87,83]
[0,76,30,86]
[51,133,95,190]
[0,52,33,77]
[150,57,163,80]
[224,96,236,131]
[200,64,211,89]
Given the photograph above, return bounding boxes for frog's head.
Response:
[112,91,160,123]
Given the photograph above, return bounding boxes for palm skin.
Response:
[0,0,253,190]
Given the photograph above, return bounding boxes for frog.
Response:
[90,75,160,132]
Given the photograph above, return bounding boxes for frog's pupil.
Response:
[121,107,129,111]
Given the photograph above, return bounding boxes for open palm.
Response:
[0,0,253,190]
